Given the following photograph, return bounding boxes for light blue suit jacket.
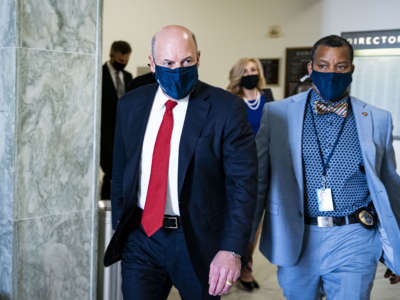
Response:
[254,90,400,273]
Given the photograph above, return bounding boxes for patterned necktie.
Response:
[115,71,125,98]
[314,100,349,118]
[141,100,178,237]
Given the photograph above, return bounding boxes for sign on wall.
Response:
[284,47,312,97]
[342,29,400,140]
[259,58,280,85]
[342,29,400,50]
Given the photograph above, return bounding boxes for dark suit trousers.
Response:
[121,225,219,300]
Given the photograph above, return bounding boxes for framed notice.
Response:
[259,58,280,85]
[284,47,312,97]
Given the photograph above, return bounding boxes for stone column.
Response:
[0,0,102,299]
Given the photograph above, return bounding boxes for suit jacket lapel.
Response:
[123,71,130,83]
[103,64,119,99]
[125,84,158,201]
[287,93,308,198]
[134,84,158,138]
[351,98,376,170]
[178,82,210,199]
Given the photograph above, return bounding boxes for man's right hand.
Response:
[208,250,241,296]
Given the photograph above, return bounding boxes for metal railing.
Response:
[97,200,123,300]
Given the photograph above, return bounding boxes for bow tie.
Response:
[313,100,349,118]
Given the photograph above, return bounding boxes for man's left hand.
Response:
[208,250,241,296]
[384,268,400,284]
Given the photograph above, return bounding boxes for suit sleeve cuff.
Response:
[220,237,248,258]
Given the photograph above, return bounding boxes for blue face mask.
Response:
[310,70,353,101]
[154,64,198,100]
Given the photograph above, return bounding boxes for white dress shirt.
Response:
[138,87,189,215]
[107,61,126,92]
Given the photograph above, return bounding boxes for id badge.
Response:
[316,188,334,212]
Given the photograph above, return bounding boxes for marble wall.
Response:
[0,0,102,299]
[20,0,97,52]
[0,0,17,296]
[0,0,16,48]
[16,50,95,219]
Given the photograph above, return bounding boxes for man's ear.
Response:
[196,51,201,67]
[149,55,156,73]
[307,61,313,75]
[351,64,355,73]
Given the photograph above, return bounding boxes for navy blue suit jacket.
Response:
[100,63,132,178]
[103,81,258,283]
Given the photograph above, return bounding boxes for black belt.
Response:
[305,211,359,227]
[137,207,181,230]
[162,215,181,229]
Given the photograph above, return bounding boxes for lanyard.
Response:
[309,95,349,187]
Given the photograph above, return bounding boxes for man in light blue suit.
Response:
[254,35,400,299]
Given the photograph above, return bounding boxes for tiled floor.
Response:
[168,249,399,300]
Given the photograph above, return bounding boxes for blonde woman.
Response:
[227,58,274,292]
[228,58,273,134]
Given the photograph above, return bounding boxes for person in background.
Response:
[100,41,133,200]
[227,57,274,292]
[294,74,312,94]
[127,71,156,91]
[228,58,274,135]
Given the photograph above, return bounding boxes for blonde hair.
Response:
[227,58,267,97]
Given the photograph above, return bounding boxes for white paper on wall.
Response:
[351,55,400,173]
[351,56,400,137]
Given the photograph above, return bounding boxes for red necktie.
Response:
[141,100,178,237]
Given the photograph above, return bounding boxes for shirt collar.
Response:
[107,61,118,74]
[154,86,189,111]
[310,89,350,116]
[310,88,348,105]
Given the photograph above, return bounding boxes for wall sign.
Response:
[342,29,400,50]
[259,58,280,85]
[342,29,400,140]
[284,47,312,97]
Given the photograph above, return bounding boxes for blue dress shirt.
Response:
[303,90,370,217]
